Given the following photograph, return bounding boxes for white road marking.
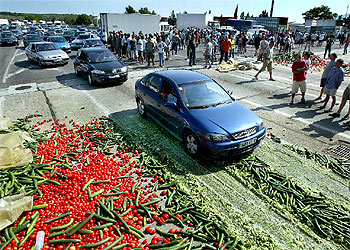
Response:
[5,68,29,80]
[0,97,5,116]
[78,87,111,116]
[17,51,26,56]
[2,48,19,84]
[241,99,350,140]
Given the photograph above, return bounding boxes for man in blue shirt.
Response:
[320,59,345,112]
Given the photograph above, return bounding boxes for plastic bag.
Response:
[0,131,35,170]
[0,117,12,130]
[0,188,33,231]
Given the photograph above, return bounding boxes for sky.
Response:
[1,0,350,23]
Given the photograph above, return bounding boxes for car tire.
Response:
[137,98,146,117]
[87,74,95,86]
[183,131,200,157]
[38,60,43,67]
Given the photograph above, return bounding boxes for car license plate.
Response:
[109,75,120,79]
[239,137,257,148]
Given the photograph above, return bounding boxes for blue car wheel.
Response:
[137,98,146,117]
[184,131,200,157]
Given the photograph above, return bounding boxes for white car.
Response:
[26,42,69,67]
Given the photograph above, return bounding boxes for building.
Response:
[288,21,306,33]
[247,17,288,32]
[304,19,343,34]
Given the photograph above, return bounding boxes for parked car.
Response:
[25,42,69,66]
[11,29,23,39]
[135,70,266,158]
[82,38,105,48]
[62,31,74,42]
[71,33,95,50]
[0,32,19,46]
[23,34,44,47]
[47,36,71,53]
[74,48,128,86]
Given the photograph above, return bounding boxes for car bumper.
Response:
[60,47,71,53]
[200,128,266,158]
[1,40,17,45]
[71,44,82,50]
[92,72,128,83]
[40,58,69,65]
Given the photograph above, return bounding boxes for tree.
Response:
[63,15,77,26]
[168,10,177,26]
[234,4,238,19]
[240,12,245,19]
[302,5,337,20]
[74,14,92,25]
[245,12,250,20]
[139,7,151,14]
[24,14,43,21]
[183,11,187,14]
[125,5,137,14]
[151,11,156,15]
[259,10,269,17]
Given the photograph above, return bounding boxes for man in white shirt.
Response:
[204,38,213,69]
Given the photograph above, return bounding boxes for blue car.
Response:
[47,36,71,53]
[135,70,266,158]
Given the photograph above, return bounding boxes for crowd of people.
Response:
[102,27,349,120]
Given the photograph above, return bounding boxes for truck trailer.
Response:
[176,13,214,30]
[99,13,161,34]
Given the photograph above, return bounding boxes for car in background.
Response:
[0,32,19,46]
[25,42,69,66]
[135,70,266,158]
[63,31,74,42]
[74,48,128,86]
[47,36,71,53]
[71,33,95,50]
[82,38,105,48]
[23,34,44,47]
[11,29,23,39]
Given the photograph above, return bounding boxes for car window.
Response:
[160,80,177,102]
[146,76,162,93]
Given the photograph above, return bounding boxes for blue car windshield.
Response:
[87,50,116,63]
[179,80,232,109]
[86,40,103,47]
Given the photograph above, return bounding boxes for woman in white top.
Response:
[136,37,144,63]
[157,37,166,67]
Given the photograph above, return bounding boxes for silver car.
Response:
[26,42,69,67]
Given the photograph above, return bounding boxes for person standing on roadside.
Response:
[316,53,337,101]
[343,33,350,55]
[219,36,231,64]
[204,38,213,69]
[254,33,261,56]
[171,32,180,55]
[291,53,308,104]
[157,37,166,67]
[145,37,155,67]
[164,34,171,60]
[188,35,196,66]
[136,36,144,64]
[254,41,275,81]
[320,59,345,112]
[324,36,334,59]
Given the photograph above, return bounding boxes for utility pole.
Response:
[270,0,275,17]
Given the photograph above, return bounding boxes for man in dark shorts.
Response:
[316,53,337,100]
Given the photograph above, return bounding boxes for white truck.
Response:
[176,13,214,30]
[99,13,161,34]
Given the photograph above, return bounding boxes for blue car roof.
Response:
[155,70,210,85]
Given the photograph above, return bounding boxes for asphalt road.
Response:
[1,41,349,152]
[0,41,348,250]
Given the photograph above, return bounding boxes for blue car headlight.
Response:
[120,66,128,73]
[258,120,265,131]
[204,133,230,142]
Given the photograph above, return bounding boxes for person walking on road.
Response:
[254,41,275,81]
[324,37,334,59]
[188,35,196,66]
[145,37,155,67]
[343,33,350,55]
[330,82,350,119]
[320,59,345,112]
[157,37,166,67]
[204,38,213,69]
[315,53,337,101]
[291,53,308,104]
[219,36,231,64]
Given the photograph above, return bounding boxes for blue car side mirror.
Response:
[165,101,178,109]
[227,90,233,96]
